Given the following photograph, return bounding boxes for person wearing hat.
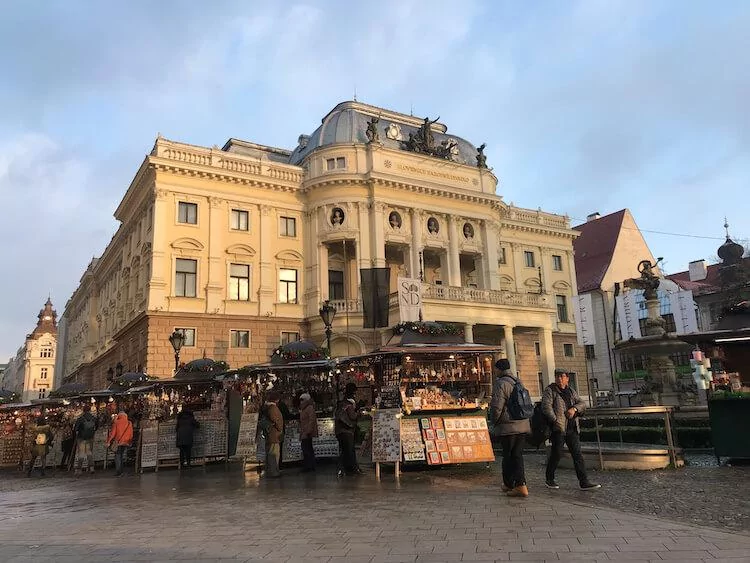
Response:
[298,392,318,472]
[490,358,531,497]
[542,369,600,490]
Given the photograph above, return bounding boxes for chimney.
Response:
[688,260,708,282]
[587,212,601,222]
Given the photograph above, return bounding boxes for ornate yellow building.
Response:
[60,101,585,396]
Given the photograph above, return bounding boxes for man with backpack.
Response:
[542,369,601,490]
[73,405,99,475]
[490,358,532,498]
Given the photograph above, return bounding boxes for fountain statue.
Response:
[617,259,692,406]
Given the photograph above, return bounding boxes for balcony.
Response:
[328,283,552,314]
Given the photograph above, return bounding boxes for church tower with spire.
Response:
[2,298,59,402]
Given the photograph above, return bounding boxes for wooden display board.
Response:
[443,416,494,463]
[312,418,338,458]
[401,415,494,465]
[371,409,401,463]
[193,412,228,459]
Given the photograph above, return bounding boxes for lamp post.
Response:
[319,300,337,355]
[168,330,185,373]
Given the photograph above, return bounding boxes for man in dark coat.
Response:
[335,383,360,477]
[176,408,200,468]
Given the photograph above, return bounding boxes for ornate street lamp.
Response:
[168,330,185,372]
[319,300,337,355]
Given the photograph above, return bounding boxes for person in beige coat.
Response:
[299,393,318,472]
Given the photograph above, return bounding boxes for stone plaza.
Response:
[1,458,749,563]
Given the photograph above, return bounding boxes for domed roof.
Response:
[718,237,744,264]
[289,101,479,166]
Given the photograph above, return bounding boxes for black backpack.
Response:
[527,402,551,448]
[503,376,534,420]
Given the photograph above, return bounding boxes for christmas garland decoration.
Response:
[392,322,465,337]
[272,346,327,363]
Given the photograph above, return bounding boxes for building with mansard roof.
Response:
[2,298,58,401]
[59,101,586,398]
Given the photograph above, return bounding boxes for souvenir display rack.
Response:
[339,340,500,472]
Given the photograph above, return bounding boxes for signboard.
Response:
[443,417,494,463]
[235,413,259,459]
[157,420,179,461]
[616,292,642,340]
[281,420,302,462]
[397,276,422,322]
[572,294,596,345]
[139,421,158,469]
[371,409,401,462]
[193,412,228,458]
[669,290,698,335]
[400,417,426,461]
[312,418,338,458]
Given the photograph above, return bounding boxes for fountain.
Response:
[615,259,692,406]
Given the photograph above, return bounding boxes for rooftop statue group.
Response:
[364,115,488,168]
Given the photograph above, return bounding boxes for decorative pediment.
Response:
[524,277,542,289]
[171,237,204,251]
[226,244,256,257]
[552,280,571,291]
[276,250,303,262]
[499,274,514,288]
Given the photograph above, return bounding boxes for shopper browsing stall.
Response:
[299,393,318,472]
[335,383,361,477]
[107,411,133,477]
[73,405,98,475]
[261,392,284,478]
[176,407,200,468]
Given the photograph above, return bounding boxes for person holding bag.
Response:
[107,411,133,477]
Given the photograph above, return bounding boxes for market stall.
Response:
[339,322,500,474]
[222,341,341,470]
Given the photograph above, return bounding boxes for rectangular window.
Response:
[537,372,545,395]
[40,347,53,358]
[534,341,541,357]
[175,258,197,297]
[279,216,297,237]
[556,294,569,323]
[326,158,336,171]
[229,263,250,301]
[175,328,196,347]
[524,251,535,268]
[585,344,596,360]
[336,157,346,169]
[564,343,575,357]
[329,270,344,300]
[279,268,298,304]
[498,247,507,265]
[230,209,249,231]
[38,387,47,400]
[663,313,677,333]
[231,330,250,348]
[281,331,300,345]
[40,367,48,380]
[178,202,198,224]
[552,255,563,271]
[326,157,346,170]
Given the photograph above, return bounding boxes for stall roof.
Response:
[681,327,750,344]
[378,344,501,354]
[0,402,34,411]
[232,359,336,374]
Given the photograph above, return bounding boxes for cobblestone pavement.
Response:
[1,459,750,562]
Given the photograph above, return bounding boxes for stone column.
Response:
[205,196,224,313]
[149,191,169,309]
[464,323,474,344]
[539,327,556,385]
[410,209,422,280]
[258,204,275,316]
[510,243,522,292]
[503,324,517,376]
[448,216,461,286]
[370,201,386,268]
[481,221,501,290]
[318,243,329,301]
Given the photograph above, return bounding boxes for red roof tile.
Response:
[573,210,627,293]
[667,257,750,295]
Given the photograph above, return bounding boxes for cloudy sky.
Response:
[0,0,748,360]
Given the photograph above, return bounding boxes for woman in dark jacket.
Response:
[176,408,200,468]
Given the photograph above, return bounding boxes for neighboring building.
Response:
[60,101,585,398]
[667,228,750,333]
[573,210,662,398]
[0,363,8,388]
[2,299,58,401]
